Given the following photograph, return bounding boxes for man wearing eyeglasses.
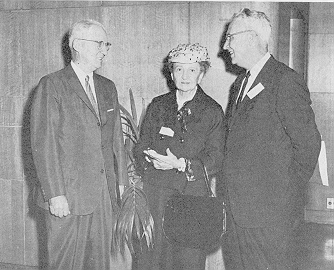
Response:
[30,19,129,269]
[220,8,321,270]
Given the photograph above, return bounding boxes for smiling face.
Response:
[171,62,204,93]
[74,25,109,73]
[223,20,252,69]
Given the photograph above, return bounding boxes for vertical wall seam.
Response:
[188,1,191,43]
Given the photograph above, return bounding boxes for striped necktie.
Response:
[85,75,100,120]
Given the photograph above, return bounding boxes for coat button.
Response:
[179,138,184,143]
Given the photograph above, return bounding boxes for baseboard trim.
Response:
[305,209,334,225]
[0,262,39,270]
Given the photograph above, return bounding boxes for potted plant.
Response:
[112,89,154,256]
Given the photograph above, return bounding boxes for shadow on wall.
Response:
[62,31,72,66]
[21,85,48,269]
[217,22,245,77]
[160,55,176,93]
[216,22,246,127]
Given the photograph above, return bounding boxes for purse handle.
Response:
[181,160,215,197]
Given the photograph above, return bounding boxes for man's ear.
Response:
[248,31,258,46]
[72,39,80,52]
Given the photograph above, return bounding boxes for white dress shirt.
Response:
[71,61,98,102]
[236,52,271,102]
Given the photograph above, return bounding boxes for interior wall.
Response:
[307,2,334,186]
[0,1,283,266]
[305,2,334,224]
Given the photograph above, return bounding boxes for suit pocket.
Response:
[249,99,274,120]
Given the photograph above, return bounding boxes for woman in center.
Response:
[133,43,225,270]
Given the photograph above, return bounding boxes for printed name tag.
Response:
[159,126,174,137]
[247,83,264,99]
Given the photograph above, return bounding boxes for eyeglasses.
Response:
[225,30,255,42]
[75,38,111,51]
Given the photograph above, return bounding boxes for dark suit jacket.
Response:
[30,64,128,215]
[223,56,321,228]
[134,86,225,194]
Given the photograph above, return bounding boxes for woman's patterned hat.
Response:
[167,43,210,64]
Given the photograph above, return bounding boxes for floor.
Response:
[293,222,334,270]
[0,222,333,270]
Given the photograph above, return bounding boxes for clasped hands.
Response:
[144,148,186,171]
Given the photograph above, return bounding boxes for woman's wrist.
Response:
[177,158,186,172]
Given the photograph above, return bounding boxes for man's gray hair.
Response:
[68,19,106,59]
[232,8,271,46]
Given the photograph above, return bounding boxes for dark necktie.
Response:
[85,75,100,120]
[236,71,251,108]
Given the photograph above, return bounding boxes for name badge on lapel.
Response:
[159,126,174,137]
[247,83,264,99]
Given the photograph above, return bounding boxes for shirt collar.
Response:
[249,52,270,79]
[71,61,94,82]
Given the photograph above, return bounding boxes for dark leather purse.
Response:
[162,162,226,251]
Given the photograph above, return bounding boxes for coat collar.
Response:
[228,55,279,126]
[157,85,209,127]
[64,65,105,124]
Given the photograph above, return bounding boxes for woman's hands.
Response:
[143,148,186,171]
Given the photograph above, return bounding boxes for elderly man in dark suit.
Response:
[220,8,321,270]
[30,19,128,270]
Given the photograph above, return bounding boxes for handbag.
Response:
[162,162,226,251]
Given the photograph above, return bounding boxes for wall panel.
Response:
[305,3,334,225]
[307,34,334,93]
[100,3,189,112]
[0,178,25,265]
[309,2,334,34]
[311,93,334,184]
[0,0,102,10]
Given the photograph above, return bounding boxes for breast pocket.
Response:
[248,95,274,120]
[105,108,116,124]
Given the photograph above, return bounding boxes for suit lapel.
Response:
[227,74,245,127]
[228,56,278,129]
[65,65,100,121]
[94,74,108,126]
[248,56,276,93]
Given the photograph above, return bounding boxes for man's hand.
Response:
[49,195,70,218]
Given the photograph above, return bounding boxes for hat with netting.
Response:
[167,43,210,64]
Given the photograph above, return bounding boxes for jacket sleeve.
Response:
[113,91,129,186]
[30,76,65,201]
[188,106,226,178]
[133,101,155,176]
[276,71,321,183]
